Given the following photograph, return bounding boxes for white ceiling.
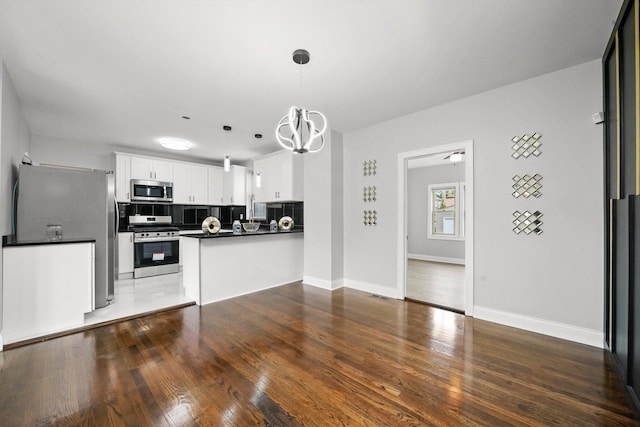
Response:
[408,151,464,169]
[0,0,621,164]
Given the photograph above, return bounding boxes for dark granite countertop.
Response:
[182,228,303,239]
[2,235,96,248]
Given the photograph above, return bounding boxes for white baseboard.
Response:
[0,334,3,352]
[474,306,603,348]
[407,254,465,265]
[342,279,400,299]
[303,276,344,291]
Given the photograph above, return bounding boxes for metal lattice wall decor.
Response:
[511,133,542,159]
[512,174,542,199]
[363,210,377,226]
[363,159,377,176]
[512,210,543,235]
[363,186,377,202]
[362,159,378,226]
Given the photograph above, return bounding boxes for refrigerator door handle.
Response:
[114,199,119,239]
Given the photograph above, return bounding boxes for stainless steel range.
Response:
[129,215,179,278]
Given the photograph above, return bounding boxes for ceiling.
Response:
[408,151,464,169]
[0,0,621,164]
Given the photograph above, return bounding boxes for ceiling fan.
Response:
[443,151,464,162]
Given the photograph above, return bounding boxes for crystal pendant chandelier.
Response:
[276,49,327,154]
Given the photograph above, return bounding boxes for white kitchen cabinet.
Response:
[115,154,131,202]
[191,165,208,204]
[117,232,134,277]
[130,156,174,182]
[3,242,95,344]
[172,163,191,204]
[223,165,247,205]
[174,162,208,205]
[208,166,224,205]
[253,150,303,202]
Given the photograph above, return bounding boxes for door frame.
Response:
[396,140,474,315]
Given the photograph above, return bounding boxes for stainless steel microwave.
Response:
[130,179,173,202]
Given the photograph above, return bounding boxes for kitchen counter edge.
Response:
[182,228,303,239]
[2,235,96,248]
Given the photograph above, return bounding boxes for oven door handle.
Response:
[134,236,180,243]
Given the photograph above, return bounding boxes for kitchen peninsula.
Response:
[182,229,303,305]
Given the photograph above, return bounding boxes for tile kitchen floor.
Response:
[83,272,193,327]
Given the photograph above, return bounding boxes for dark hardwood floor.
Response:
[0,282,637,426]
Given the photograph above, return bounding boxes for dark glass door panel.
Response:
[631,196,640,391]
[621,6,637,197]
[605,48,618,200]
[614,198,630,373]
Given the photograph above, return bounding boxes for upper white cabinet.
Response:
[208,166,224,205]
[173,162,208,205]
[115,152,248,206]
[223,165,247,205]
[130,156,173,182]
[253,150,303,203]
[173,163,191,204]
[115,154,131,202]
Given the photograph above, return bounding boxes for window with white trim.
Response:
[428,182,465,240]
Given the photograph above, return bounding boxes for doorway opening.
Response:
[397,141,474,315]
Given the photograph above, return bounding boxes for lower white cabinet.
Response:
[117,232,134,276]
[2,242,95,344]
[179,230,204,268]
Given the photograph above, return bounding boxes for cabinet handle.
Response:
[231,197,233,204]
[130,235,132,242]
[127,192,129,199]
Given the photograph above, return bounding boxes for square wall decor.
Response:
[363,210,377,226]
[363,186,377,202]
[363,159,377,176]
[512,174,542,198]
[511,133,542,159]
[512,210,543,235]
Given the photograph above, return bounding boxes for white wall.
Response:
[408,163,465,260]
[343,60,604,345]
[0,62,32,341]
[303,130,344,289]
[331,132,344,281]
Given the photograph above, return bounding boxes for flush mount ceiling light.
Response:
[276,49,327,154]
[158,137,192,151]
[444,151,464,163]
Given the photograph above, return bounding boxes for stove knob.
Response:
[156,232,160,236]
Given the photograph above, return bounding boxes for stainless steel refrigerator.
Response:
[16,164,116,308]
